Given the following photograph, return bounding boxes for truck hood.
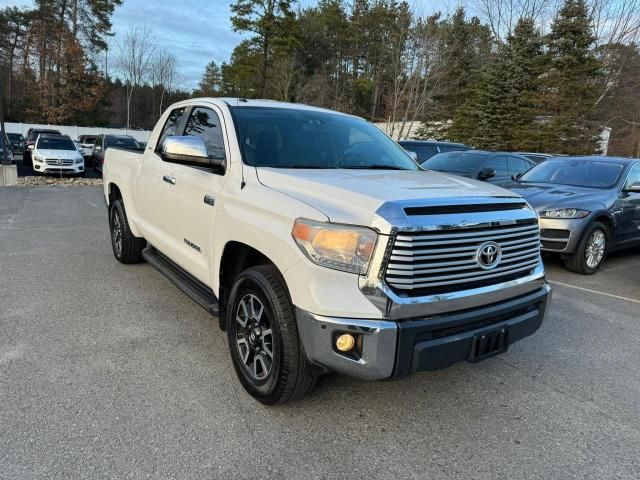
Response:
[256,168,519,225]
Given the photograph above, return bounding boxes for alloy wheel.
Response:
[585,229,606,269]
[234,294,274,382]
[111,209,122,256]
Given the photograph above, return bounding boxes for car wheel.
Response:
[109,199,146,264]
[564,221,608,274]
[227,265,317,405]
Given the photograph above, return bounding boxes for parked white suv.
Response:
[103,98,551,404]
[32,134,85,176]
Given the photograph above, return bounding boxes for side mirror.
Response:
[406,150,418,162]
[161,136,225,172]
[512,173,523,181]
[479,167,496,180]
[625,181,640,193]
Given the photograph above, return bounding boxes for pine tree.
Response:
[230,0,298,97]
[450,18,544,150]
[196,61,222,97]
[541,0,602,154]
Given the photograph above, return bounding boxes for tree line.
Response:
[2,0,640,157]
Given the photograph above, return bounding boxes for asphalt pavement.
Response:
[1,185,639,479]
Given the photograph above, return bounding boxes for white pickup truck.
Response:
[103,98,551,404]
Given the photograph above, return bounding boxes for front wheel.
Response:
[564,221,608,274]
[227,265,317,404]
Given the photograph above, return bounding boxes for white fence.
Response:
[4,122,151,143]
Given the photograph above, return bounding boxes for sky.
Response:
[5,0,456,90]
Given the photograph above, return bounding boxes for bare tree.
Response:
[150,50,178,119]
[473,0,553,40]
[116,23,155,129]
[386,18,448,140]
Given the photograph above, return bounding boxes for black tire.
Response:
[226,265,317,405]
[564,221,609,274]
[108,199,146,264]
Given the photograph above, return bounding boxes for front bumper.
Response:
[296,284,551,380]
[33,162,84,175]
[538,217,587,253]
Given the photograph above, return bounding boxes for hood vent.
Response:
[404,202,527,216]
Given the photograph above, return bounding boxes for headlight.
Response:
[33,155,44,162]
[75,157,83,164]
[292,219,378,274]
[539,208,590,219]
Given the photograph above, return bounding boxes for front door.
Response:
[135,107,187,259]
[167,105,229,283]
[616,162,640,245]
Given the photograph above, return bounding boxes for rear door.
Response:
[165,105,229,283]
[135,107,188,259]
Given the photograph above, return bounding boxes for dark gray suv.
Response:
[508,156,640,274]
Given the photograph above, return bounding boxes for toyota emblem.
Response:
[476,241,501,270]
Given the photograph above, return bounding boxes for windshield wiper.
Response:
[340,165,411,171]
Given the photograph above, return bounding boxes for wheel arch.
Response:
[218,241,281,331]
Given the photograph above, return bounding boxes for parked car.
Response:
[398,140,468,163]
[76,135,98,160]
[0,133,15,164]
[92,134,142,173]
[31,134,85,176]
[508,156,640,274]
[514,152,554,164]
[23,128,62,168]
[103,98,550,404]
[7,133,24,152]
[422,150,536,186]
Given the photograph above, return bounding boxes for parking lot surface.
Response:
[1,186,639,479]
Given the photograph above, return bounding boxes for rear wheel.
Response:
[109,199,146,264]
[227,265,317,404]
[564,221,608,274]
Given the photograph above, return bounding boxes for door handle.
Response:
[204,195,215,206]
[162,175,176,185]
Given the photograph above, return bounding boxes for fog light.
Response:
[336,333,355,352]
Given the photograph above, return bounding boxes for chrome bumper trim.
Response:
[295,308,397,380]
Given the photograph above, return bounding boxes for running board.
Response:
[142,246,219,316]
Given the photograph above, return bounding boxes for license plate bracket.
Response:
[467,327,509,362]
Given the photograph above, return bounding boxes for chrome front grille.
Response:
[45,159,74,166]
[384,221,540,294]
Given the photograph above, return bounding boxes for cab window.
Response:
[183,107,226,160]
[157,107,186,153]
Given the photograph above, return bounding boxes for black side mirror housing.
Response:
[479,167,496,180]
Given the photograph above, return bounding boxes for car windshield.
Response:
[519,160,625,188]
[230,106,419,170]
[422,151,487,175]
[81,137,97,143]
[37,137,76,150]
[8,133,21,140]
[105,137,139,148]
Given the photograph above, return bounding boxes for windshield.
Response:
[519,159,625,189]
[230,106,419,170]
[422,151,487,175]
[105,137,140,149]
[37,137,77,151]
[8,133,21,140]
